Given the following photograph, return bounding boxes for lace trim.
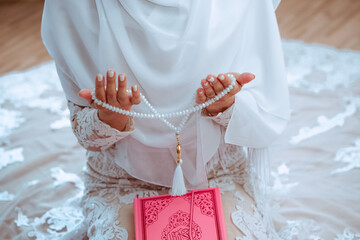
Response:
[231,204,270,240]
[201,103,234,128]
[84,193,128,240]
[67,101,134,151]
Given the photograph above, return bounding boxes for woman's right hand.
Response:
[78,70,141,131]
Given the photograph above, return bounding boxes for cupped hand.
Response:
[195,72,255,116]
[78,70,141,131]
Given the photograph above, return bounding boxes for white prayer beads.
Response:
[90,74,237,122]
[91,73,237,196]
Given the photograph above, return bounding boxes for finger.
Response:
[201,78,216,98]
[229,72,255,85]
[217,73,232,89]
[117,73,129,103]
[78,89,93,104]
[195,88,206,104]
[106,69,117,104]
[207,74,224,94]
[95,73,106,104]
[130,85,141,105]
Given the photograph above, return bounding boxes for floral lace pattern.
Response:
[67,101,134,152]
[84,191,128,240]
[331,138,360,174]
[232,205,269,240]
[201,103,234,128]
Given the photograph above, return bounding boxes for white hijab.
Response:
[41,0,288,189]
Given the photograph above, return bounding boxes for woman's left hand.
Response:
[195,72,255,116]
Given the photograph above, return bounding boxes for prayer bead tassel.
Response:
[171,135,187,196]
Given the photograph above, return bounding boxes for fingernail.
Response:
[251,74,255,79]
[120,74,125,81]
[97,74,103,82]
[108,70,114,78]
[204,82,209,87]
[219,75,225,81]
[199,90,203,94]
[208,77,215,82]
[133,85,138,92]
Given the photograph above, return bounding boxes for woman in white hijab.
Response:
[41,0,288,239]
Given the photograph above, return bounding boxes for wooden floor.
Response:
[276,0,360,50]
[0,0,359,75]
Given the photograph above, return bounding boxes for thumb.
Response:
[78,89,93,104]
[230,72,255,85]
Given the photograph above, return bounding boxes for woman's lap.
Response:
[82,185,255,240]
[82,145,268,239]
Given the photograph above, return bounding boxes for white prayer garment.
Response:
[41,0,288,193]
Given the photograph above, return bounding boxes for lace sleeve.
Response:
[67,100,134,152]
[201,103,234,128]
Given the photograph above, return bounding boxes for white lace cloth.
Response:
[67,100,274,239]
[1,40,360,240]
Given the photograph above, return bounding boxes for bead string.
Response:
[142,94,192,134]
[91,73,237,196]
[90,74,236,120]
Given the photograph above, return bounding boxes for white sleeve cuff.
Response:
[200,103,234,128]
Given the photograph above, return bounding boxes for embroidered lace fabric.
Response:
[68,102,134,152]
[2,40,360,240]
[67,100,274,239]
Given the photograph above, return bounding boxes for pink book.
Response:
[133,187,227,240]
